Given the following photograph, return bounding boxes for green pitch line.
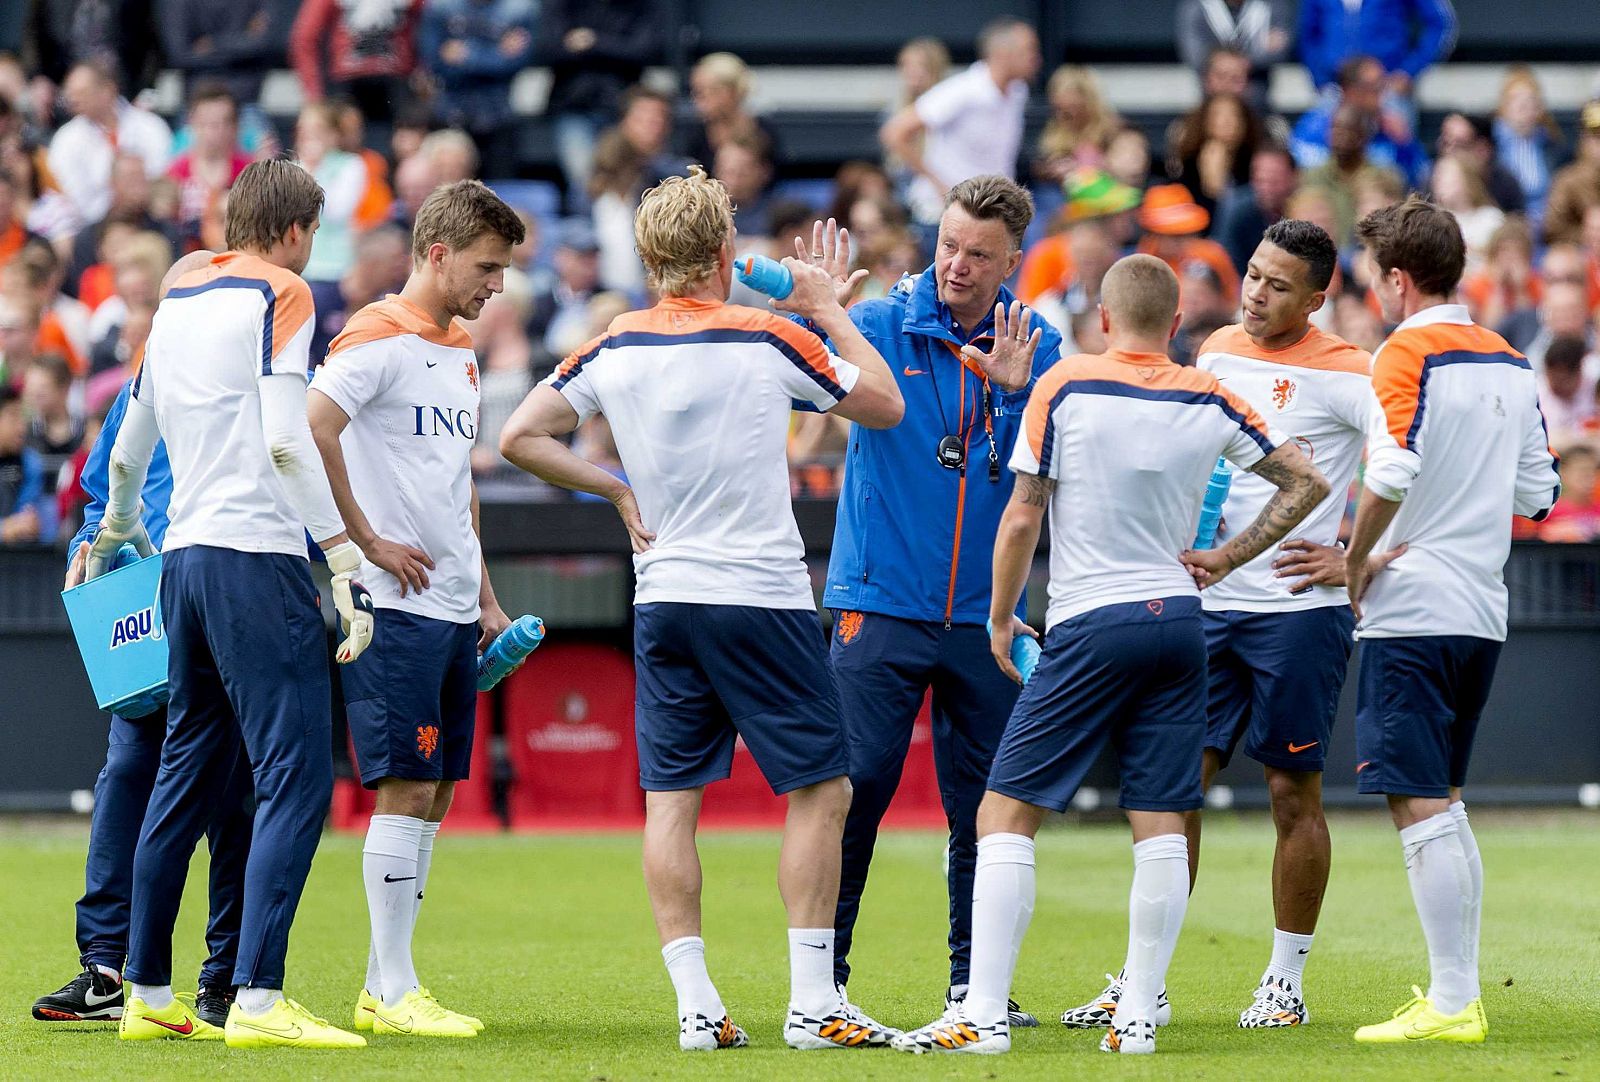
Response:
[2,812,1597,1080]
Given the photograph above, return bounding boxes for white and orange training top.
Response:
[132,250,317,558]
[1360,303,1560,641]
[542,296,860,611]
[310,294,483,623]
[1197,323,1375,612]
[1011,349,1285,630]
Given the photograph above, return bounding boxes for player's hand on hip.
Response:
[326,541,376,664]
[478,601,512,652]
[794,217,868,308]
[1272,539,1346,593]
[360,535,434,597]
[961,301,1040,393]
[610,486,655,554]
[1179,546,1233,589]
[83,509,156,581]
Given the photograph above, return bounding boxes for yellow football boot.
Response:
[1354,987,1488,1044]
[353,987,378,1032]
[418,986,483,1033]
[118,996,223,1041]
[224,997,366,1048]
[372,989,478,1038]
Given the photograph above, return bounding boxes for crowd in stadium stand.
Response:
[1,0,1598,547]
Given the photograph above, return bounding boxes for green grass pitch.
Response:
[3,811,1598,1080]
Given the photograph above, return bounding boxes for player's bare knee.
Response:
[373,777,439,819]
[976,791,1045,839]
[787,775,852,822]
[1265,768,1324,833]
[428,781,456,822]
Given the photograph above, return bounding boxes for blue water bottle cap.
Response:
[735,254,794,300]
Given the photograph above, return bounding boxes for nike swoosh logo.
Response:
[85,987,122,1007]
[1287,741,1319,753]
[426,360,438,368]
[384,874,417,883]
[147,1016,194,1034]
[1405,1019,1471,1039]
[387,1015,415,1033]
[800,941,828,949]
[903,366,925,376]
[1297,948,1310,955]
[235,1019,302,1039]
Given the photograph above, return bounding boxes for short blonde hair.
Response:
[692,52,752,98]
[1101,253,1179,336]
[634,166,733,296]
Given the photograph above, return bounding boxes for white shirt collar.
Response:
[1393,303,1473,333]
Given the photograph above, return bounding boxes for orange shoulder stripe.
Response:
[1023,359,1077,465]
[1200,324,1371,374]
[1371,333,1428,450]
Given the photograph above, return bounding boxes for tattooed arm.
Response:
[989,473,1051,682]
[1182,443,1329,589]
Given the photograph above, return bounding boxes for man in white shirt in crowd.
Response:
[881,18,1041,226]
[47,59,172,223]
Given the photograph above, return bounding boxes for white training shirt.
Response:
[908,62,1028,223]
[1011,349,1285,630]
[310,295,483,623]
[133,251,319,558]
[1198,323,1376,612]
[1359,304,1561,641]
[542,296,860,610]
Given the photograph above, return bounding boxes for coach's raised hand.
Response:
[794,217,868,308]
[959,300,1040,393]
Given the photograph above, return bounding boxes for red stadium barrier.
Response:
[502,642,643,830]
[699,693,947,829]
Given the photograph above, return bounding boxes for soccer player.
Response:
[33,251,253,1030]
[498,167,903,1051]
[87,159,381,1048]
[892,254,1329,1057]
[805,176,1062,1032]
[1345,196,1559,1044]
[1059,219,1398,1030]
[307,179,524,1039]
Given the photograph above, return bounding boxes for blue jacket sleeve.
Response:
[1398,0,1456,80]
[65,383,129,564]
[1298,0,1331,88]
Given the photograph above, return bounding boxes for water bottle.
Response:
[1193,457,1233,549]
[735,254,794,299]
[476,615,546,692]
[112,543,143,570]
[987,619,1041,686]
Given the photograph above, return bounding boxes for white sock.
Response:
[363,814,424,1006]
[788,928,837,1015]
[1265,928,1314,989]
[93,964,122,983]
[1115,834,1189,1027]
[1400,811,1478,1015]
[1449,801,1483,1002]
[368,819,440,993]
[234,986,283,1014]
[128,982,173,1008]
[662,936,724,1021]
[964,833,1036,1027]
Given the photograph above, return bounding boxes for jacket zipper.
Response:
[944,361,969,629]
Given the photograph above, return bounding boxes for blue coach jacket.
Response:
[822,268,1062,626]
[67,381,172,562]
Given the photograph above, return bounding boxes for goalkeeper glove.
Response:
[84,504,157,581]
[325,541,375,664]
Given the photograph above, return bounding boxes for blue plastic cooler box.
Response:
[61,552,169,718]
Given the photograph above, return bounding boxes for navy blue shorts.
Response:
[341,608,478,788]
[1204,605,1355,772]
[1355,636,1502,797]
[987,597,1207,813]
[634,603,848,795]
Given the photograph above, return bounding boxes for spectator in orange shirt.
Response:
[1459,218,1539,331]
[1135,183,1240,305]
[4,241,87,375]
[337,99,395,231]
[1016,167,1139,302]
[0,168,39,266]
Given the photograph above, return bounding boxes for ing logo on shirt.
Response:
[836,611,865,646]
[1271,377,1297,412]
[416,725,440,760]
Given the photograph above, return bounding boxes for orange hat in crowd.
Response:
[1139,184,1210,236]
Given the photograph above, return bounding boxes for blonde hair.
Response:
[634,166,733,296]
[114,230,174,284]
[692,52,752,98]
[1039,65,1120,160]
[1101,253,1179,336]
